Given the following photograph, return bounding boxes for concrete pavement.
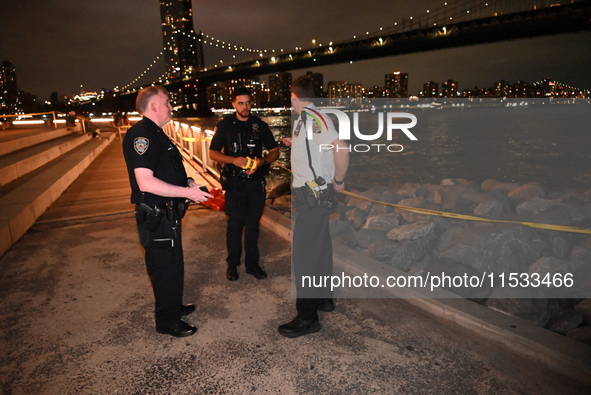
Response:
[0,137,590,394]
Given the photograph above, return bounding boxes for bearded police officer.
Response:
[123,86,211,338]
[209,87,279,281]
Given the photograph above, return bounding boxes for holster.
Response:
[136,202,163,232]
[293,183,337,209]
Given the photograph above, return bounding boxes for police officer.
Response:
[209,87,279,281]
[278,76,349,338]
[123,86,211,338]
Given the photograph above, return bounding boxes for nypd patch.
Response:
[312,121,322,134]
[134,137,149,155]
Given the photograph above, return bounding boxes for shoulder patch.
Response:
[312,121,321,134]
[134,137,149,155]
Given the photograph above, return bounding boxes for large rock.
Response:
[516,198,576,225]
[551,236,571,258]
[425,257,493,300]
[329,218,358,248]
[396,183,432,198]
[570,246,591,264]
[346,208,368,229]
[528,256,579,278]
[473,199,504,219]
[436,226,465,253]
[390,239,424,272]
[481,180,519,195]
[346,194,374,212]
[575,299,591,325]
[438,223,548,274]
[356,228,389,249]
[433,184,478,212]
[368,240,400,261]
[547,309,584,334]
[363,213,400,232]
[485,287,562,327]
[395,196,431,223]
[508,182,547,202]
[387,221,436,241]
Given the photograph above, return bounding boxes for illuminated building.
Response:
[421,81,438,98]
[159,0,204,80]
[385,71,408,98]
[441,79,458,97]
[306,71,325,98]
[1,60,19,114]
[269,72,292,107]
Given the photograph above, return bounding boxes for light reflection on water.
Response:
[181,104,591,191]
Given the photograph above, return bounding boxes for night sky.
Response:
[1,0,590,101]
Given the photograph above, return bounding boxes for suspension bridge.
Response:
[107,0,591,112]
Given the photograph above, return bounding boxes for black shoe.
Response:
[317,300,335,312]
[156,321,197,337]
[181,303,196,316]
[245,265,267,279]
[278,316,321,338]
[226,266,239,281]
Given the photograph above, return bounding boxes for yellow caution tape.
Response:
[341,190,591,235]
[271,163,591,234]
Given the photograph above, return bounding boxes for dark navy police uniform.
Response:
[210,114,278,271]
[123,117,189,329]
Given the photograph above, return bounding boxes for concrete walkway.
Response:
[0,138,589,394]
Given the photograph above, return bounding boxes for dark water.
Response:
[183,103,591,191]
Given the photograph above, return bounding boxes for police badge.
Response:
[134,137,149,155]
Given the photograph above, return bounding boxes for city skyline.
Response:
[1,0,591,102]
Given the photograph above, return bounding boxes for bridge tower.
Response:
[159,0,204,80]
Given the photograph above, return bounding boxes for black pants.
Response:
[293,203,333,320]
[224,177,266,269]
[135,211,184,328]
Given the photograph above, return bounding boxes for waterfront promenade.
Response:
[0,136,590,394]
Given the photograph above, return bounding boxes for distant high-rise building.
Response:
[327,81,347,100]
[0,60,19,114]
[385,71,408,98]
[512,80,531,97]
[422,81,438,98]
[328,81,364,98]
[269,72,292,107]
[366,85,387,98]
[159,0,204,80]
[494,80,511,97]
[441,79,458,97]
[306,71,324,98]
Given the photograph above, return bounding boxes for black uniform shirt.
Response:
[123,117,187,205]
[210,114,278,177]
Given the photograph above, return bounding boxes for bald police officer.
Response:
[123,86,211,337]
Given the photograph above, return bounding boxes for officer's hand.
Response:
[232,157,248,168]
[186,184,213,203]
[282,137,292,147]
[245,158,265,175]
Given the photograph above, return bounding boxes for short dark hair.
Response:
[231,87,252,101]
[136,86,168,114]
[291,76,315,98]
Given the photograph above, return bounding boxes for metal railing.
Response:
[1,111,61,129]
[162,121,219,178]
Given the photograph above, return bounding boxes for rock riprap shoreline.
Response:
[267,178,591,345]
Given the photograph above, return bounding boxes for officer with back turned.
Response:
[123,85,211,338]
[209,87,279,281]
